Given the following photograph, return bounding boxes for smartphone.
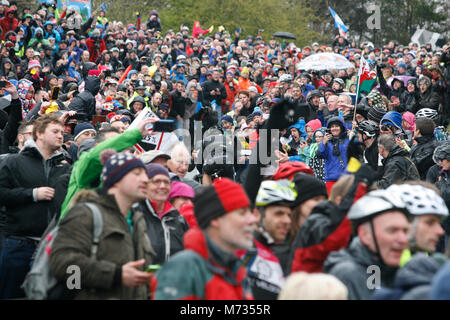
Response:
[152,120,176,132]
[236,28,242,33]
[319,97,325,104]
[326,129,332,134]
[100,3,108,11]
[145,264,161,273]
[0,80,7,88]
[51,86,61,101]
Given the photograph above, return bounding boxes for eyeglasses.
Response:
[150,178,171,186]
[315,135,324,138]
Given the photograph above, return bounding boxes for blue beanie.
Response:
[73,122,96,141]
[221,115,233,123]
[146,163,170,179]
[101,151,146,190]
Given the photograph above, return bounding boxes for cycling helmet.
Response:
[355,120,379,138]
[348,189,409,226]
[255,179,297,207]
[386,184,448,217]
[432,141,450,163]
[333,78,345,87]
[272,161,314,181]
[415,108,439,121]
[279,74,292,83]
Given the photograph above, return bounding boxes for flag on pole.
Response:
[328,7,348,39]
[357,55,377,97]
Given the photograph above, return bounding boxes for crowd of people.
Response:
[0,1,450,300]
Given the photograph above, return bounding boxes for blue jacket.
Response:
[302,83,315,99]
[318,136,349,181]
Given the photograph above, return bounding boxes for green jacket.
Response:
[50,190,154,300]
[59,128,143,221]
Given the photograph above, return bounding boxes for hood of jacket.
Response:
[289,119,307,138]
[394,253,444,289]
[20,138,64,162]
[388,145,409,159]
[323,237,398,276]
[84,75,101,96]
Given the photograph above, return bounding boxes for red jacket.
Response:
[86,37,106,63]
[0,8,18,41]
[152,228,253,300]
[192,21,209,39]
[222,79,240,112]
[290,182,368,273]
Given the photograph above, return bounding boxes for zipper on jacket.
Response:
[145,199,172,262]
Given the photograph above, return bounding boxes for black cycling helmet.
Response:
[356,120,379,138]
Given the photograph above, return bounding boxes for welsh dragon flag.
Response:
[357,55,377,97]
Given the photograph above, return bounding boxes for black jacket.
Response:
[409,135,437,180]
[169,90,192,118]
[68,76,101,121]
[377,145,420,189]
[296,101,316,123]
[138,199,189,265]
[412,87,441,114]
[372,253,446,300]
[0,139,72,237]
[324,237,399,300]
[201,79,227,105]
[401,90,417,112]
[0,97,21,155]
[364,137,380,172]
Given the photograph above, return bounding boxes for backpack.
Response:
[22,203,104,300]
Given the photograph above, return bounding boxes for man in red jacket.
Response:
[152,178,257,300]
[0,8,18,41]
[86,29,106,63]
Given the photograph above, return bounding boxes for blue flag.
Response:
[329,7,348,38]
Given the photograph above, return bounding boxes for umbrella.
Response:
[296,53,354,71]
[273,32,296,40]
[376,76,416,90]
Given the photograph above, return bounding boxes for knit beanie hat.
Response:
[27,59,41,71]
[367,90,385,110]
[169,181,195,200]
[221,115,233,124]
[194,178,250,229]
[367,105,387,124]
[100,150,146,191]
[146,163,170,180]
[292,173,328,207]
[73,122,96,141]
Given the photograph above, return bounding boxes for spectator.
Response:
[152,178,257,300]
[50,151,152,299]
[0,114,71,299]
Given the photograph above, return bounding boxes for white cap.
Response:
[248,86,258,93]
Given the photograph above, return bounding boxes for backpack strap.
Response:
[84,203,104,259]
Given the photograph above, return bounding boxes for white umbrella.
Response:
[296,53,354,71]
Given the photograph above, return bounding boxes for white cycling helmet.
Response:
[279,74,292,83]
[255,179,297,207]
[348,189,408,225]
[387,184,448,217]
[415,108,439,121]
